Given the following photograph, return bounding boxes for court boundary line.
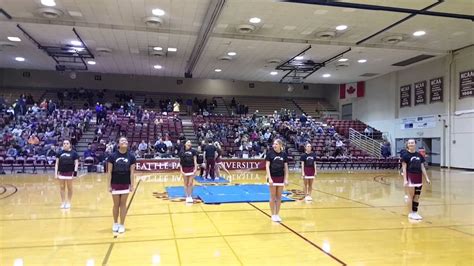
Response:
[0,184,18,200]
[3,223,473,250]
[102,242,114,266]
[3,202,472,222]
[200,205,244,265]
[168,204,182,266]
[102,179,142,263]
[248,202,347,266]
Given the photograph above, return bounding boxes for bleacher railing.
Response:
[348,128,382,158]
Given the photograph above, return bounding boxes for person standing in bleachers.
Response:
[266,139,289,222]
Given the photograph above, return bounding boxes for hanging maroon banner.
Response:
[400,84,411,108]
[459,70,474,99]
[429,77,443,103]
[414,81,427,105]
[135,158,265,172]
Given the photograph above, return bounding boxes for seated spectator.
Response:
[84,144,96,159]
[6,145,18,158]
[154,139,168,157]
[138,140,148,155]
[27,133,40,146]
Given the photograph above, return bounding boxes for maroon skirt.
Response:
[182,166,195,176]
[303,167,316,178]
[111,184,130,194]
[407,172,422,187]
[269,176,284,186]
[58,171,74,180]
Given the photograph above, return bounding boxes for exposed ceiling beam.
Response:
[184,0,226,78]
[283,0,474,21]
[356,0,444,45]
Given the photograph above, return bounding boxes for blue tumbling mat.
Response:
[165,184,294,204]
[195,176,229,184]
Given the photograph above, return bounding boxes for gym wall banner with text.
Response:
[135,159,265,172]
[459,70,474,99]
[400,76,445,108]
[400,85,412,108]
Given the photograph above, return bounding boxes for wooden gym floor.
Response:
[0,168,473,265]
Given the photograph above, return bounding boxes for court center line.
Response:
[200,205,244,266]
[248,202,347,266]
[0,185,6,195]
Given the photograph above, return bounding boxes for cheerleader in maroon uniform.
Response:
[401,139,431,220]
[265,139,289,222]
[55,139,79,209]
[107,137,136,234]
[179,140,198,203]
[300,143,317,202]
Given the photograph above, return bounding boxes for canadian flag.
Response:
[339,81,365,99]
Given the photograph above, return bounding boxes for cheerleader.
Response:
[107,137,136,234]
[265,139,288,222]
[401,139,431,220]
[214,142,231,177]
[55,139,79,209]
[300,143,317,202]
[179,140,198,203]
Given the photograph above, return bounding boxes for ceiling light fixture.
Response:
[153,46,163,51]
[167,47,177,52]
[214,68,222,72]
[70,40,82,46]
[338,58,348,62]
[15,57,25,62]
[413,30,426,37]
[358,59,367,63]
[87,60,96,65]
[227,52,237,56]
[41,0,56,7]
[153,65,162,69]
[295,56,304,60]
[335,25,348,31]
[7,37,21,42]
[152,8,165,16]
[249,17,261,24]
[322,73,331,78]
[270,71,278,75]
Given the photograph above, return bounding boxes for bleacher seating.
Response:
[328,119,383,139]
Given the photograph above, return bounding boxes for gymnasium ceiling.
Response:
[0,0,473,84]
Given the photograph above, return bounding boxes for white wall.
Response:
[0,68,338,102]
[340,46,474,169]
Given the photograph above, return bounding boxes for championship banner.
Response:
[459,70,474,99]
[429,77,443,103]
[400,84,412,108]
[414,80,426,105]
[136,158,266,172]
